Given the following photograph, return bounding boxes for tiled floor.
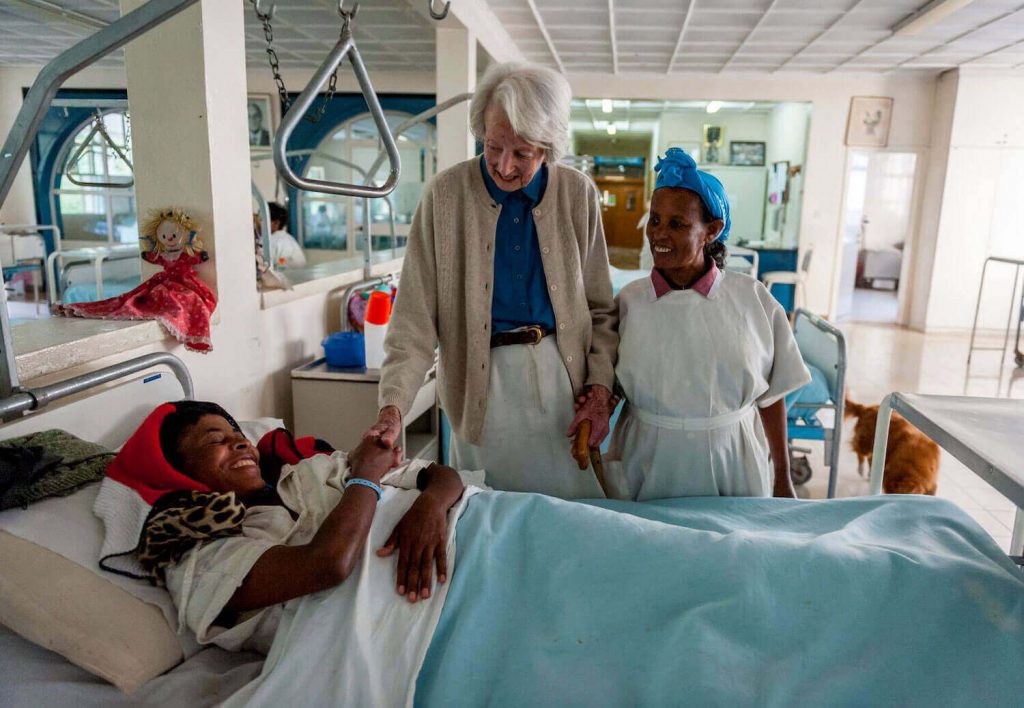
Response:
[850,287,898,323]
[795,320,1021,552]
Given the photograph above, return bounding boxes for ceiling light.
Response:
[706,101,722,114]
[892,0,980,36]
[601,99,614,114]
[607,124,617,135]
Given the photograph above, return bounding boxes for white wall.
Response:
[765,103,811,247]
[918,68,1024,332]
[570,72,938,318]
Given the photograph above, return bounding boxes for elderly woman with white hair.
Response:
[363,62,618,499]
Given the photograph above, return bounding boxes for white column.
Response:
[435,26,476,172]
[120,0,263,415]
[0,69,38,225]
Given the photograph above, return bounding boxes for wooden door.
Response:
[595,177,645,249]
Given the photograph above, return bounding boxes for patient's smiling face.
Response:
[176,414,265,497]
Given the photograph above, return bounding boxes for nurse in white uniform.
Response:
[606,149,810,501]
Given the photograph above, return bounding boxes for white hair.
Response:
[470,62,572,163]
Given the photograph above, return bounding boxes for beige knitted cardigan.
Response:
[378,155,619,445]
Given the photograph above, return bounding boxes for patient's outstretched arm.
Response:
[225,438,403,612]
[378,464,465,603]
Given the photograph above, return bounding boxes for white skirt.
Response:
[449,337,606,500]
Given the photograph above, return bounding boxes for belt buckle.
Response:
[525,325,543,345]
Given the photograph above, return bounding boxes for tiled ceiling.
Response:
[1,0,1023,74]
[494,0,1024,73]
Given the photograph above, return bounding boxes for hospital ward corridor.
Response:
[2,0,1024,705]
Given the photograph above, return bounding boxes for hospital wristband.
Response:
[345,477,383,501]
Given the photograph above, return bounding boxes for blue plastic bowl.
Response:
[323,331,365,368]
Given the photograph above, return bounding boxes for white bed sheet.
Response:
[0,623,262,707]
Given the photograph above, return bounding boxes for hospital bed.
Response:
[870,393,1024,556]
[787,308,847,497]
[2,354,1023,704]
[0,353,265,705]
[0,226,48,303]
[47,243,141,304]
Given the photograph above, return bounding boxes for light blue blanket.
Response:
[416,494,1024,707]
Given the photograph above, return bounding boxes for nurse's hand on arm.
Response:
[366,405,403,447]
[758,399,796,498]
[567,385,613,448]
[378,464,465,603]
[225,438,403,612]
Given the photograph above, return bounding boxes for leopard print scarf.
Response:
[137,489,247,583]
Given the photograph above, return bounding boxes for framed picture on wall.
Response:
[845,96,893,148]
[730,141,766,166]
[247,94,274,148]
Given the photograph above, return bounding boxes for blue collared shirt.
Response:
[480,157,556,334]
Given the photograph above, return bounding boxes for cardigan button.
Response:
[559,323,566,330]
[566,355,573,363]
[542,247,549,254]
[550,284,557,292]
[534,209,541,216]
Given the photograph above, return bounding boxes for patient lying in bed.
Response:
[94,400,474,654]
[95,401,1024,705]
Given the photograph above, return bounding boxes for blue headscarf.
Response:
[653,148,732,242]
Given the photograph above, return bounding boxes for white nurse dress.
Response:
[606,269,811,501]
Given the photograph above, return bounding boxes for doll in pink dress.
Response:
[57,208,217,353]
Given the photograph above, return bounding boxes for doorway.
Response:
[836,150,919,324]
[595,176,645,267]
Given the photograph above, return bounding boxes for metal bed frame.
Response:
[967,256,1024,368]
[0,351,192,422]
[869,392,1024,557]
[46,243,140,304]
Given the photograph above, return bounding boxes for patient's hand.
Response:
[377,464,464,603]
[347,436,403,484]
[567,385,613,447]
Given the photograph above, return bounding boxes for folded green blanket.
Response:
[0,430,113,510]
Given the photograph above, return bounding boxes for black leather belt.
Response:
[490,325,554,349]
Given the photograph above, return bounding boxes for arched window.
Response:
[298,111,436,255]
[52,110,138,244]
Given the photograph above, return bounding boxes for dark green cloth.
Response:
[0,430,113,510]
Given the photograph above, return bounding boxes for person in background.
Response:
[605,148,810,501]
[364,62,618,499]
[267,202,306,269]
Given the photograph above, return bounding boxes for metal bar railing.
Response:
[0,352,193,421]
[272,23,401,199]
[363,92,472,186]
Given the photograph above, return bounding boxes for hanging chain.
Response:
[250,0,343,126]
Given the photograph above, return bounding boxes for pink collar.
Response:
[651,263,719,299]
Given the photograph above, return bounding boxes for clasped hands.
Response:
[351,424,456,605]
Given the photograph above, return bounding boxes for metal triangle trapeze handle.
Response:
[63,113,135,189]
[272,21,401,198]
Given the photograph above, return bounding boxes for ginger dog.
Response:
[845,397,940,495]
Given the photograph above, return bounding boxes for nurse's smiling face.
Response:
[647,187,724,273]
[483,105,545,192]
[175,414,265,498]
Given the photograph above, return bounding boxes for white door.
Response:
[836,152,868,320]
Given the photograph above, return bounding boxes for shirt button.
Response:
[514,245,521,252]
[520,302,527,308]
[514,218,520,224]
[516,274,523,281]
[550,284,558,292]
